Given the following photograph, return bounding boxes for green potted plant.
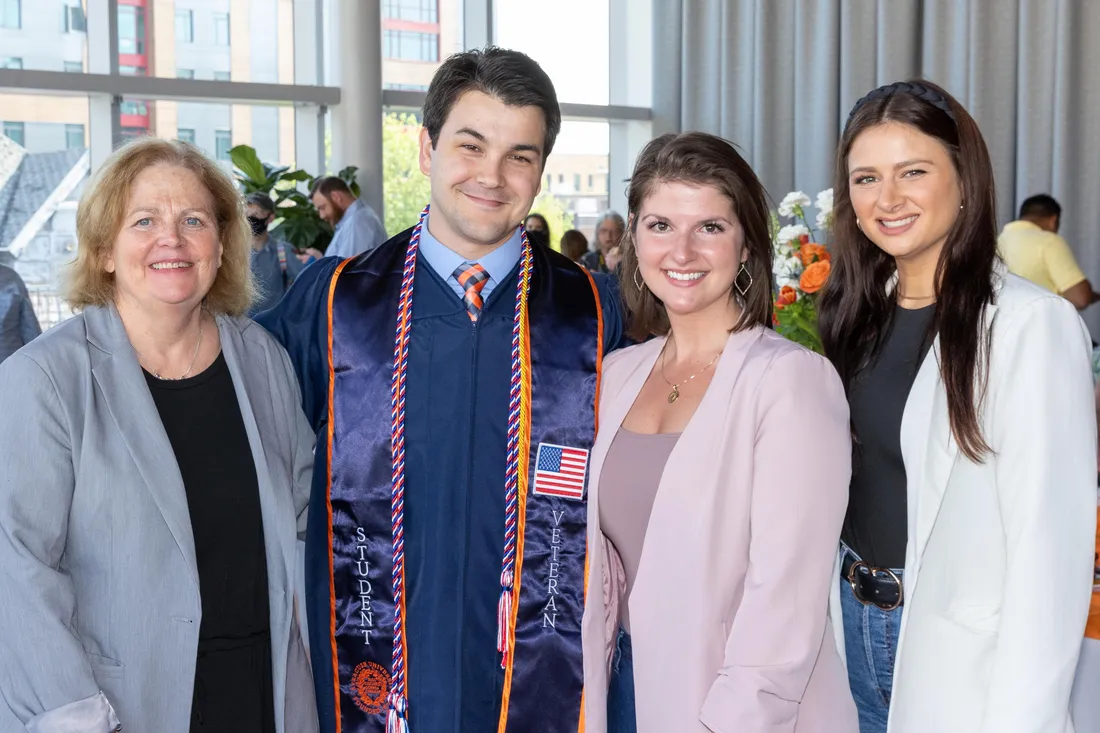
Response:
[229,144,360,254]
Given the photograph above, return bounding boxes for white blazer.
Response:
[829,267,1098,733]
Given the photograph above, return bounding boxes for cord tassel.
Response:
[386,693,409,733]
[496,570,515,666]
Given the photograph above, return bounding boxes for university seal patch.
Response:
[351,661,390,715]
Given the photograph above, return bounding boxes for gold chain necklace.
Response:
[660,347,720,403]
[139,317,205,380]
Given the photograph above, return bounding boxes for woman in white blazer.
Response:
[817,80,1096,733]
[0,139,318,733]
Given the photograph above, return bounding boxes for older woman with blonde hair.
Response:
[0,138,318,733]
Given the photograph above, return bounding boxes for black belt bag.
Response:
[842,551,904,611]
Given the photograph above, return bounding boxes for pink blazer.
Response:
[582,326,859,732]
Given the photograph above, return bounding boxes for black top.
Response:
[842,304,936,569]
[145,352,276,733]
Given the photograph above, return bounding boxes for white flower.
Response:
[815,188,834,214]
[773,254,803,286]
[815,209,833,230]
[777,191,812,218]
[776,224,809,245]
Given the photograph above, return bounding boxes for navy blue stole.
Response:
[325,237,602,732]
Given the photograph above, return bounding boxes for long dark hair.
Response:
[620,132,774,341]
[818,80,997,462]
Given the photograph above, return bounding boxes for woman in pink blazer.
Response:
[580,132,859,733]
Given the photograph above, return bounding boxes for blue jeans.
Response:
[607,626,636,733]
[840,566,903,733]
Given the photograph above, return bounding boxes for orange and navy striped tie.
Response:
[454,263,489,322]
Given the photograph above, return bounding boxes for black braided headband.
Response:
[845,81,956,129]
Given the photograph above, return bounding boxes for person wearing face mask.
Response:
[580,132,857,733]
[257,47,624,733]
[818,81,1095,733]
[246,192,305,316]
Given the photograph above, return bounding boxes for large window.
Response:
[0,0,20,30]
[383,0,438,23]
[383,30,439,63]
[117,6,146,55]
[175,9,193,43]
[0,1,331,328]
[214,13,230,46]
[495,0,609,105]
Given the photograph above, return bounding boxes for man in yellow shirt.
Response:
[999,194,1100,310]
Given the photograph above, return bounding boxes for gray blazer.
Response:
[0,304,319,733]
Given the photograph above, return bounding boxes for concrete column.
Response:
[330,0,383,214]
[86,0,121,171]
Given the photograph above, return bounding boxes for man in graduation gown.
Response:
[258,47,622,733]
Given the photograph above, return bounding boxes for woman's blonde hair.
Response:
[65,137,254,315]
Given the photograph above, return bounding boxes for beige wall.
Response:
[0,95,90,126]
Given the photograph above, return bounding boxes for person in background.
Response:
[523,212,549,236]
[246,192,304,316]
[0,138,318,733]
[818,80,1095,733]
[581,132,857,733]
[308,177,387,260]
[998,194,1100,310]
[0,262,41,362]
[560,228,589,262]
[582,211,626,273]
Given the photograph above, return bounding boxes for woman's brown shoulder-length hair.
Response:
[66,137,254,316]
[620,132,774,342]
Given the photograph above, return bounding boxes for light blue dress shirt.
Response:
[325,198,388,259]
[416,216,523,303]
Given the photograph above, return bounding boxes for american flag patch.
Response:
[532,443,589,501]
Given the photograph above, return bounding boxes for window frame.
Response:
[65,123,85,149]
[2,121,25,146]
[214,129,232,161]
[213,12,230,46]
[0,0,21,30]
[175,9,194,43]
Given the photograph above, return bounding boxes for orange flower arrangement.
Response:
[775,285,798,308]
[798,242,830,266]
[799,261,831,294]
[772,188,834,353]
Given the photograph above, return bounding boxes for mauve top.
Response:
[598,427,680,632]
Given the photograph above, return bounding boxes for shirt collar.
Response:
[1004,219,1043,233]
[417,213,523,284]
[335,198,363,232]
